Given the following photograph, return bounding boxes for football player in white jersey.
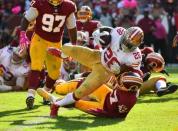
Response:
[47,26,144,118]
[0,46,30,92]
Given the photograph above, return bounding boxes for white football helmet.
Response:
[121,27,144,52]
[11,47,27,64]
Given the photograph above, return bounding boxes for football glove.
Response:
[19,31,30,50]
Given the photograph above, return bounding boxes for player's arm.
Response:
[20,6,38,48]
[21,7,38,31]
[66,12,77,44]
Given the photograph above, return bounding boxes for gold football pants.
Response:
[140,75,166,95]
[30,33,62,80]
[55,80,111,112]
[61,45,114,98]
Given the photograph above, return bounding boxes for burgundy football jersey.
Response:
[77,20,101,37]
[103,89,137,118]
[31,0,76,42]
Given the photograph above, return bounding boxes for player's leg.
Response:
[52,63,112,113]
[45,41,62,92]
[55,79,85,95]
[139,76,177,96]
[139,77,160,95]
[75,84,112,112]
[61,45,101,68]
[41,42,62,104]
[26,34,47,109]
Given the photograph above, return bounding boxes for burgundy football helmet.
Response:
[145,52,165,72]
[118,72,143,92]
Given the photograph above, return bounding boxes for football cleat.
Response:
[37,88,57,103]
[50,104,59,118]
[47,47,68,58]
[156,83,178,97]
[26,96,35,109]
[43,98,51,105]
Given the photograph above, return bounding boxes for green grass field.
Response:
[0,67,178,131]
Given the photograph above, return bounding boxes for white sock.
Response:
[0,85,12,91]
[27,89,36,98]
[54,92,76,106]
[156,80,167,91]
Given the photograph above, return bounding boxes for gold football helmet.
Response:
[121,27,144,52]
[48,0,63,6]
[77,6,92,23]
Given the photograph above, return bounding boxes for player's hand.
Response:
[19,31,30,50]
[47,47,68,58]
[160,69,170,76]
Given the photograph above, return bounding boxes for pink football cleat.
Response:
[50,104,59,118]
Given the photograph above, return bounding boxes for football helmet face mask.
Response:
[63,57,78,72]
[77,6,92,23]
[145,52,165,72]
[117,72,143,92]
[48,0,63,6]
[121,27,144,52]
[11,47,27,64]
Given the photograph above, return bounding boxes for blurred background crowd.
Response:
[0,0,178,63]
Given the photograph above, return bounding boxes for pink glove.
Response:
[47,47,68,58]
[11,6,21,15]
[19,31,30,50]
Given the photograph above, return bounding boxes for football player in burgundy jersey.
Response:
[77,6,102,39]
[47,26,144,118]
[37,72,143,118]
[19,0,77,109]
[139,47,178,96]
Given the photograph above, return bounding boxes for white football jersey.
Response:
[60,64,70,81]
[101,27,142,74]
[0,46,30,78]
